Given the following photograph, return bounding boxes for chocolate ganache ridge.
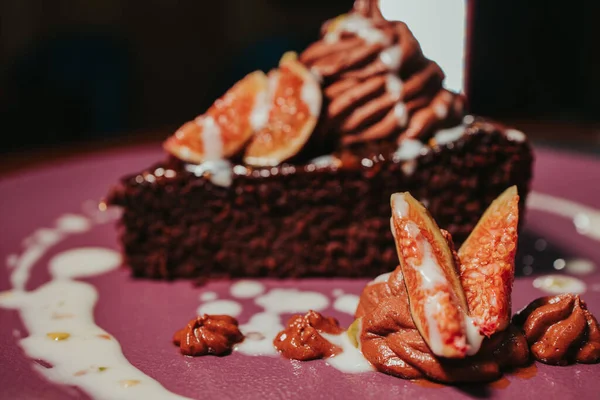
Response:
[354,268,530,383]
[173,314,244,356]
[513,294,600,365]
[300,0,464,146]
[274,310,344,360]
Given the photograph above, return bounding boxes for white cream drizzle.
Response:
[301,79,322,117]
[254,289,329,314]
[393,139,426,162]
[527,192,600,241]
[533,275,587,295]
[423,295,444,355]
[196,116,223,161]
[199,291,218,302]
[55,214,93,233]
[325,14,389,45]
[249,89,271,132]
[392,194,409,217]
[385,74,403,101]
[321,332,374,373]
[49,248,121,280]
[433,124,466,146]
[235,312,283,356]
[309,155,343,169]
[393,102,408,127]
[250,71,279,133]
[83,200,122,225]
[369,272,392,286]
[464,316,485,356]
[380,46,402,71]
[402,221,446,290]
[433,103,449,119]
[230,281,265,299]
[333,294,359,315]
[308,67,323,83]
[1,211,189,400]
[196,300,242,318]
[243,156,280,168]
[401,160,417,176]
[417,234,484,354]
[564,259,596,275]
[394,205,449,354]
[9,215,92,290]
[384,71,407,129]
[11,230,63,290]
[1,247,188,400]
[505,128,526,142]
[185,116,234,187]
[392,114,536,167]
[185,160,233,187]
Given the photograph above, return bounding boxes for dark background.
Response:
[1,0,599,153]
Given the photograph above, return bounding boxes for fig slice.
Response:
[164,70,269,163]
[244,52,322,167]
[390,192,470,358]
[458,186,519,337]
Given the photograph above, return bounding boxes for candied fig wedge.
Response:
[390,192,469,358]
[458,186,519,337]
[244,52,322,166]
[164,70,269,163]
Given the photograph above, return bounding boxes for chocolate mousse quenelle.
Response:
[174,187,600,384]
[289,187,599,383]
[349,188,527,382]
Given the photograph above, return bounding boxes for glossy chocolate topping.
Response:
[274,310,344,360]
[300,0,464,146]
[513,294,600,365]
[355,268,530,383]
[173,314,244,356]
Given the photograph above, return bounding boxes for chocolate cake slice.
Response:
[108,119,532,280]
[107,1,533,280]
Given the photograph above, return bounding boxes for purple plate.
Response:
[1,145,599,399]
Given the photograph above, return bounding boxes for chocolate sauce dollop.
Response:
[173,314,244,356]
[300,0,464,146]
[356,268,530,383]
[274,310,344,360]
[513,294,600,365]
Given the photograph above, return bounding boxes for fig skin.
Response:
[244,52,322,167]
[164,71,269,164]
[390,192,469,358]
[458,186,519,337]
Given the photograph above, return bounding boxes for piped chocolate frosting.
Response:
[173,314,244,356]
[274,310,344,360]
[300,0,464,146]
[513,294,600,365]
